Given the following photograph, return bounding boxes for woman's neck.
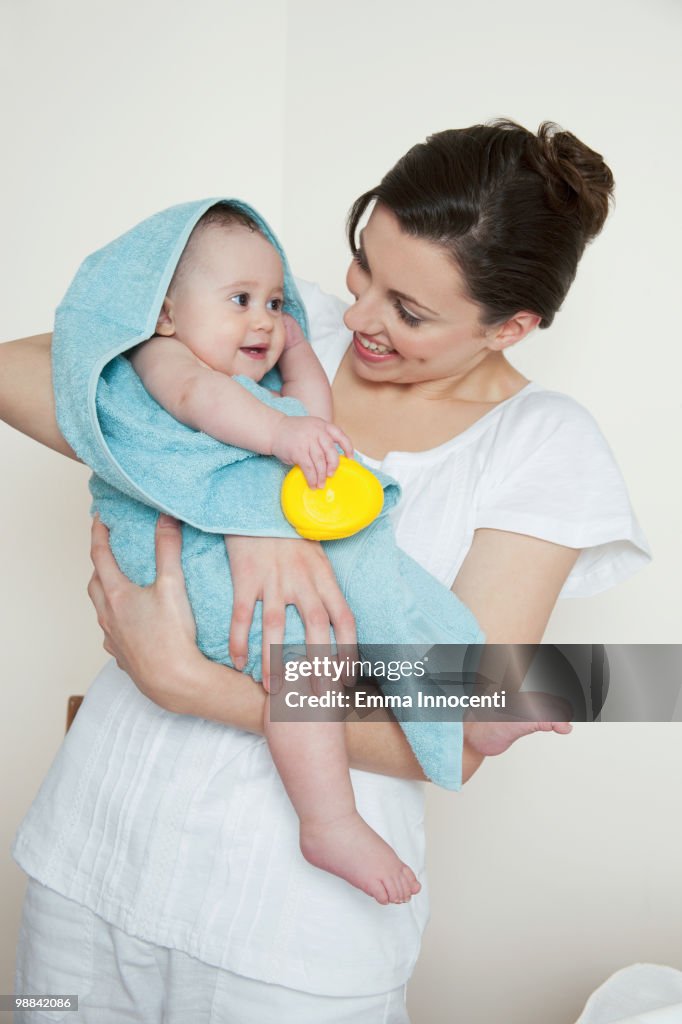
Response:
[398,352,528,404]
[331,351,530,460]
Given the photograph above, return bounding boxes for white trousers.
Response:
[15,878,410,1024]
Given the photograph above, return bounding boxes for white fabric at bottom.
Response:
[15,878,410,1024]
[575,963,682,1023]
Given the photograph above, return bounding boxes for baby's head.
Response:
[155,203,286,381]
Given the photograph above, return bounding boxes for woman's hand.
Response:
[88,513,203,713]
[225,535,358,689]
[86,517,438,779]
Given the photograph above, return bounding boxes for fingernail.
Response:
[158,514,175,527]
[233,656,246,671]
[269,675,281,694]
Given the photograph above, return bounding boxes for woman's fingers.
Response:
[226,536,257,671]
[261,578,287,691]
[319,581,358,652]
[229,596,255,672]
[90,515,127,592]
[225,536,355,691]
[86,569,107,623]
[313,573,358,688]
[154,514,184,580]
[294,588,334,648]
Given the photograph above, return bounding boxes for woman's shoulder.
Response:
[502,382,602,431]
[479,381,635,521]
[488,382,613,463]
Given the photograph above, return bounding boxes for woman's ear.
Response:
[155,296,176,336]
[486,312,541,351]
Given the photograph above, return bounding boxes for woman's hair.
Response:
[347,119,615,329]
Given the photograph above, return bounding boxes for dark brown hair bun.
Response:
[525,121,614,242]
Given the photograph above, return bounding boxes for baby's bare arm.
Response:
[130,336,285,454]
[279,316,333,420]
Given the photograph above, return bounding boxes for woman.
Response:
[2,120,649,1023]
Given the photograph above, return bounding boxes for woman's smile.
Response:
[352,332,397,361]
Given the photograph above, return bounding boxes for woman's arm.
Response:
[452,528,580,643]
[0,333,78,458]
[88,514,435,781]
[453,527,579,725]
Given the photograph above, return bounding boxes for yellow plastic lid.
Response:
[281,456,384,541]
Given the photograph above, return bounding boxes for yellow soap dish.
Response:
[281,456,384,541]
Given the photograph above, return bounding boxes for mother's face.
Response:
[344,204,497,388]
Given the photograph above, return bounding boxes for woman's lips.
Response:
[352,333,397,363]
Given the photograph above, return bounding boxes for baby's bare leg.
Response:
[264,703,420,905]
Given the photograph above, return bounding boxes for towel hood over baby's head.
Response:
[51,199,400,534]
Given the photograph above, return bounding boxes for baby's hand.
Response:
[272,416,353,489]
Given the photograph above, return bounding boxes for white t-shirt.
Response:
[301,279,650,596]
[12,282,650,997]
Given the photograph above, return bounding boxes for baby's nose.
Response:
[251,307,275,331]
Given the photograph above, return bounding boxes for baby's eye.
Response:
[230,292,250,307]
[267,297,283,313]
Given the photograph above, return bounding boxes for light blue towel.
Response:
[52,198,484,790]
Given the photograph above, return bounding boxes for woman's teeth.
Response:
[358,336,394,354]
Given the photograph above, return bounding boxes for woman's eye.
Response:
[394,300,423,328]
[353,250,370,274]
[230,293,249,307]
[267,297,283,312]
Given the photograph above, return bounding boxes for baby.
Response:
[130,203,422,905]
[129,203,571,906]
[131,204,351,489]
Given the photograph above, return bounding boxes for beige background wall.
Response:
[1,1,680,1021]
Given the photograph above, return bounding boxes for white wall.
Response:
[1,1,680,1020]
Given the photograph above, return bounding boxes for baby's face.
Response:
[162,224,286,381]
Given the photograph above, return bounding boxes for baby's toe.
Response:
[383,875,404,904]
[367,880,390,906]
[401,864,421,896]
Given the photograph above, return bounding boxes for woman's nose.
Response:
[343,290,383,336]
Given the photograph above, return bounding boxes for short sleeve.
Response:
[475,390,651,597]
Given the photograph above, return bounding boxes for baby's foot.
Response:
[464,696,569,761]
[300,811,421,906]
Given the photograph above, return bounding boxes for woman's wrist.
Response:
[170,653,266,735]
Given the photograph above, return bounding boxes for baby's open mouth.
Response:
[240,345,268,358]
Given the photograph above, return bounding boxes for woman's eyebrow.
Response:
[359,230,439,316]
